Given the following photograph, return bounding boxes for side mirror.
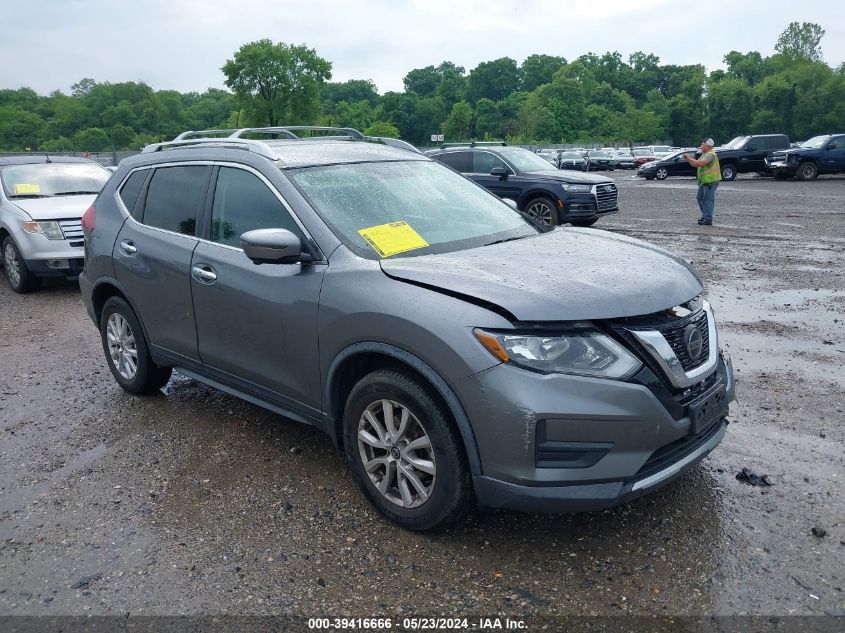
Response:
[240,228,308,264]
[490,166,509,180]
[502,198,518,210]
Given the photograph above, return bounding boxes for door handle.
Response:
[191,264,217,283]
[119,240,137,255]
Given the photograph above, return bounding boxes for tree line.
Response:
[1,21,842,152]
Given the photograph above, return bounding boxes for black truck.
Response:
[714,134,790,180]
[765,134,845,180]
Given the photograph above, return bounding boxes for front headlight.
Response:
[474,326,642,379]
[561,183,592,193]
[21,221,64,240]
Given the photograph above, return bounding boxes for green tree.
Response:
[363,122,400,138]
[320,79,379,107]
[222,39,332,126]
[474,98,500,139]
[775,22,825,62]
[520,54,565,92]
[442,100,473,140]
[0,106,44,149]
[467,57,520,103]
[73,127,110,151]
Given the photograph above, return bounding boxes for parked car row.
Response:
[535,146,687,171]
[635,133,845,181]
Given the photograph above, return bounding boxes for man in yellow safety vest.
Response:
[683,138,721,226]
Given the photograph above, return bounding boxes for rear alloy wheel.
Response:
[2,237,41,293]
[797,161,818,181]
[655,167,669,180]
[720,164,737,181]
[100,296,172,394]
[523,196,559,226]
[344,369,471,531]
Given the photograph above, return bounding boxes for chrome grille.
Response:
[595,184,618,211]
[652,310,710,371]
[58,219,83,241]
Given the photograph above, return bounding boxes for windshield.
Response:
[723,136,750,150]
[560,152,583,159]
[498,148,558,172]
[588,151,610,158]
[0,162,110,198]
[799,135,830,149]
[652,146,671,153]
[289,160,541,259]
[632,149,652,156]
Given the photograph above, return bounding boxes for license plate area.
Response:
[688,386,729,435]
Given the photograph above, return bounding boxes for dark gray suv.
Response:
[80,127,735,531]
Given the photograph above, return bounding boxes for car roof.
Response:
[131,139,429,170]
[0,155,97,166]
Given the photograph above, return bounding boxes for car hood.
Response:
[524,170,613,184]
[12,195,97,220]
[380,228,702,321]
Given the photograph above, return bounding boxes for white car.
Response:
[0,156,111,292]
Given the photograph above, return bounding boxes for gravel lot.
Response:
[0,172,843,621]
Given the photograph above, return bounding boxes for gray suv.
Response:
[80,127,735,531]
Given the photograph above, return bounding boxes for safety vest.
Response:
[697,150,721,185]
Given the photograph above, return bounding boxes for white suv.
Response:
[0,156,110,292]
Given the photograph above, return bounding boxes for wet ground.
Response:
[0,173,843,619]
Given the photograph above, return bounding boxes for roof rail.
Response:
[144,126,422,160]
[440,141,507,148]
[141,138,279,160]
[173,129,239,140]
[231,126,365,140]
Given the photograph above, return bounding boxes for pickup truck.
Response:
[714,134,790,180]
[765,134,845,180]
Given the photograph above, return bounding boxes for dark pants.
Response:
[696,182,718,221]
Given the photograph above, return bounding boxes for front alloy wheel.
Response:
[523,197,558,226]
[655,167,668,180]
[357,399,436,508]
[344,369,471,531]
[2,237,41,293]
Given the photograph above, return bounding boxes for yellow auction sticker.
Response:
[13,183,40,194]
[358,221,429,258]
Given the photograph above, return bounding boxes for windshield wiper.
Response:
[9,193,50,199]
[52,190,100,196]
[483,236,525,247]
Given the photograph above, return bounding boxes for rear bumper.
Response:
[475,419,727,512]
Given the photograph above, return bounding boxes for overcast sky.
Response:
[3,1,844,95]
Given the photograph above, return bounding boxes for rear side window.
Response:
[119,170,148,218]
[828,136,845,150]
[765,136,788,150]
[141,166,210,236]
[434,151,472,173]
[209,167,302,247]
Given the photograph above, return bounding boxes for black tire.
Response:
[720,163,737,181]
[99,296,172,394]
[655,167,669,180]
[571,218,599,227]
[343,368,472,531]
[773,171,790,181]
[522,196,560,226]
[796,161,818,181]
[2,236,41,293]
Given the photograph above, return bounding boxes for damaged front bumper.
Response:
[454,349,734,513]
